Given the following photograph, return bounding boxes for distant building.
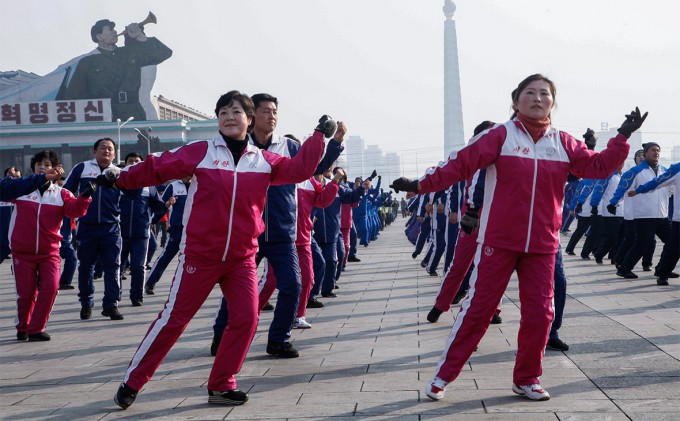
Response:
[153,95,212,122]
[344,135,402,185]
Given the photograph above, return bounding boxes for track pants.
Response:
[13,252,60,334]
[434,245,554,386]
[123,254,258,392]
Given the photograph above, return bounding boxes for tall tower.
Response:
[443,0,465,156]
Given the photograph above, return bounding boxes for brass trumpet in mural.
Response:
[118,11,157,37]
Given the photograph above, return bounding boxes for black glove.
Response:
[591,206,598,216]
[81,181,97,199]
[574,203,583,214]
[607,204,617,215]
[377,175,382,181]
[583,128,598,150]
[95,167,120,188]
[460,207,479,234]
[315,115,337,138]
[617,107,648,138]
[370,169,378,179]
[389,177,418,193]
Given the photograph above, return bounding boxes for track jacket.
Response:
[119,185,166,239]
[296,177,338,246]
[609,161,669,219]
[418,119,629,254]
[161,180,190,228]
[635,162,679,222]
[64,159,121,226]
[116,131,326,262]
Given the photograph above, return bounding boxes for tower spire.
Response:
[443,0,465,156]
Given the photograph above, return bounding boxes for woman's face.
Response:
[34,158,53,175]
[515,80,554,120]
[218,100,252,139]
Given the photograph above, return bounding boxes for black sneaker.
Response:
[210,336,222,357]
[334,284,340,289]
[59,284,75,290]
[595,258,603,264]
[420,260,428,268]
[266,341,299,358]
[546,338,570,351]
[131,299,144,307]
[565,250,575,256]
[28,332,51,341]
[306,298,324,308]
[490,314,502,324]
[616,270,638,279]
[16,331,28,341]
[262,301,274,311]
[80,305,93,320]
[114,382,138,409]
[580,255,591,260]
[642,266,652,272]
[411,252,418,259]
[321,292,337,298]
[452,292,467,305]
[669,272,680,278]
[427,307,442,323]
[428,271,439,276]
[144,284,155,295]
[657,277,669,286]
[102,307,125,320]
[208,389,248,405]
[347,256,361,262]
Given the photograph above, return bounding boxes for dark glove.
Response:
[95,167,120,188]
[583,128,598,150]
[389,177,418,193]
[315,115,337,138]
[460,207,479,234]
[617,107,648,138]
[370,169,378,179]
[377,175,382,181]
[574,203,583,214]
[607,204,617,215]
[591,206,598,216]
[81,181,97,199]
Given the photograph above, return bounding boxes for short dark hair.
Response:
[125,152,144,163]
[510,74,557,119]
[250,93,278,110]
[91,19,115,43]
[94,137,116,151]
[214,91,255,120]
[473,121,495,136]
[4,166,20,176]
[30,150,59,172]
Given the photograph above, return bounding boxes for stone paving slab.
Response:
[1,222,679,420]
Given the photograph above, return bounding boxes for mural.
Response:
[0,12,172,124]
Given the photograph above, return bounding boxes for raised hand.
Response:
[315,115,338,138]
[617,107,648,138]
[389,177,419,193]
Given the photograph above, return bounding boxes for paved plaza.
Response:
[1,221,679,420]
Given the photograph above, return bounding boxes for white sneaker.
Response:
[424,376,448,400]
[512,383,550,401]
[293,317,312,329]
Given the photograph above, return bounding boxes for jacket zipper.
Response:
[525,136,539,253]
[129,201,134,237]
[222,150,238,261]
[35,197,42,254]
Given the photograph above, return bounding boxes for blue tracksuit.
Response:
[59,217,77,286]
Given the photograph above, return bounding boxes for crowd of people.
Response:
[390,73,676,404]
[0,90,400,409]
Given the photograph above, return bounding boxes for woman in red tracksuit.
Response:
[8,150,92,342]
[392,74,644,401]
[111,91,333,409]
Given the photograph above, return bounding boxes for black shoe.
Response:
[595,258,603,264]
[642,266,652,272]
[347,256,361,262]
[114,383,138,409]
[144,284,155,295]
[262,301,274,311]
[565,250,575,256]
[490,314,502,324]
[16,331,28,341]
[208,389,248,405]
[616,270,638,279]
[452,292,466,305]
[102,307,124,320]
[669,272,680,278]
[334,284,340,289]
[266,341,299,358]
[145,264,152,270]
[428,271,439,276]
[80,305,93,320]
[427,307,442,323]
[210,336,222,357]
[657,277,669,286]
[131,299,143,307]
[59,283,75,290]
[321,292,337,298]
[28,332,51,341]
[306,298,324,308]
[93,274,102,280]
[420,260,427,268]
[121,274,127,280]
[580,255,591,260]
[546,338,570,351]
[411,252,418,259]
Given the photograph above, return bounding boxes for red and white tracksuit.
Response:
[116,131,325,392]
[259,177,338,317]
[419,119,629,386]
[9,183,91,334]
[340,203,355,268]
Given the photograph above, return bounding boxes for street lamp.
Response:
[116,116,134,165]
[134,128,152,157]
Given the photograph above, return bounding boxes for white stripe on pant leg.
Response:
[434,243,483,375]
[124,256,186,384]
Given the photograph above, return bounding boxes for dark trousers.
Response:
[76,223,121,309]
[621,218,671,272]
[120,236,149,302]
[146,226,182,288]
[335,233,345,281]
[316,241,338,295]
[349,225,358,258]
[656,221,680,277]
[549,247,566,340]
[581,215,603,258]
[565,215,591,253]
[594,217,623,261]
[59,239,77,286]
[413,216,431,257]
[443,221,459,273]
[310,237,326,297]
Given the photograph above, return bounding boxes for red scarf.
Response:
[516,113,551,142]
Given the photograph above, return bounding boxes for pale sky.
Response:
[2,0,679,177]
